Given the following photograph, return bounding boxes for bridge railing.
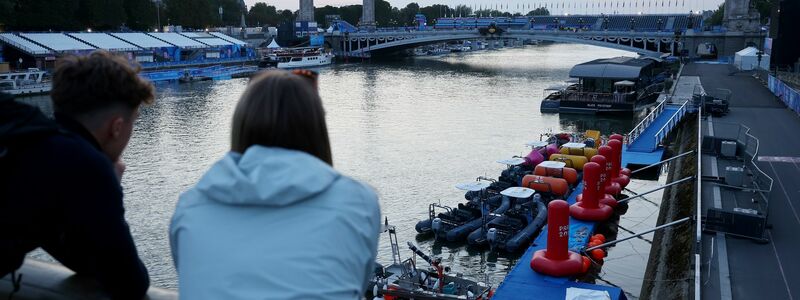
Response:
[653,100,689,148]
[626,98,666,146]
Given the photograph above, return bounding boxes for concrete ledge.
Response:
[0,259,177,300]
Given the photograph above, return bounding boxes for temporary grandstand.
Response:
[0,31,255,70]
[431,14,702,32]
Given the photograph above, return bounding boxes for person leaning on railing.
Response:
[0,50,154,299]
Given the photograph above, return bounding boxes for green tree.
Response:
[248,2,280,26]
[74,0,127,30]
[398,3,420,26]
[527,7,550,16]
[211,0,242,26]
[0,0,15,29]
[454,5,472,17]
[314,5,340,27]
[374,0,393,26]
[165,0,213,28]
[707,4,724,26]
[13,0,81,30]
[338,5,361,26]
[124,0,158,30]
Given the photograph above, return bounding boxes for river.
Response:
[22,43,666,298]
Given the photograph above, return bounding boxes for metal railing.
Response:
[626,98,666,145]
[653,100,690,149]
[694,107,702,300]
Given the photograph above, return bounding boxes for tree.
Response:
[374,0,393,26]
[0,0,15,28]
[707,4,723,26]
[248,2,279,26]
[75,0,127,30]
[454,5,472,17]
[164,0,213,28]
[338,5,361,26]
[527,7,550,16]
[211,0,242,26]
[124,0,158,30]
[398,3,420,26]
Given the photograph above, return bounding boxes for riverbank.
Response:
[639,115,697,299]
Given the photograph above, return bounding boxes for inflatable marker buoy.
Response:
[589,154,618,207]
[590,248,606,262]
[524,148,545,167]
[620,167,632,177]
[592,234,606,243]
[534,165,579,185]
[530,200,584,277]
[549,154,588,170]
[607,140,630,188]
[609,133,624,143]
[598,146,622,195]
[522,175,569,197]
[559,146,598,161]
[570,162,613,221]
[581,256,591,273]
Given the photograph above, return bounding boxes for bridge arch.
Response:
[330,30,675,58]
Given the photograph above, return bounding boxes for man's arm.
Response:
[42,151,149,299]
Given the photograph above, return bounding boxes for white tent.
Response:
[734,47,770,71]
[266,39,281,49]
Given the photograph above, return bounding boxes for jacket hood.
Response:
[0,92,58,145]
[195,146,340,206]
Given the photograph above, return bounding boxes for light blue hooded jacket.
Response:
[170,146,381,300]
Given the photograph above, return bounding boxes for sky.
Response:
[245,0,724,14]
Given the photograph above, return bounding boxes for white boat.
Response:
[259,47,334,69]
[0,68,51,96]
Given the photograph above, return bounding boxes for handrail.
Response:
[626,98,666,145]
[652,100,690,148]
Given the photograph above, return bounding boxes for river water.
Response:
[22,43,667,298]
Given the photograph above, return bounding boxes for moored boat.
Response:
[540,56,673,114]
[0,68,51,96]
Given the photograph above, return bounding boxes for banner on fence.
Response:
[768,75,800,114]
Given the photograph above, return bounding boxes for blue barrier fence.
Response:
[768,74,800,115]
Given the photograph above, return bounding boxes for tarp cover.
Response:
[734,47,770,71]
[569,56,652,79]
[266,39,281,48]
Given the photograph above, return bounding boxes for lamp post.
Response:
[155,0,161,30]
[219,6,223,26]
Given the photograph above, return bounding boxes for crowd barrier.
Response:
[768,74,800,115]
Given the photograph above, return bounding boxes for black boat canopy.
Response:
[569,56,654,80]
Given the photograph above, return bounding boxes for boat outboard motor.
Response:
[486,228,498,249]
[432,217,443,239]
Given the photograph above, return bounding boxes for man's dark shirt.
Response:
[0,95,149,299]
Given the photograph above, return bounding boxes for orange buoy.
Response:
[559,146,598,161]
[588,240,602,248]
[549,154,589,170]
[592,234,606,243]
[534,165,579,185]
[590,248,606,261]
[581,256,591,273]
[521,175,569,197]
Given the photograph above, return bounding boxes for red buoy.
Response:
[598,146,622,195]
[570,162,613,221]
[530,200,583,277]
[620,168,632,176]
[609,133,624,143]
[607,140,630,188]
[589,154,618,207]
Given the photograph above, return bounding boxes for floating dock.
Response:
[493,74,699,299]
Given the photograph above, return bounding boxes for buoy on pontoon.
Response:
[570,162,613,221]
[598,146,622,195]
[607,140,630,188]
[530,200,584,277]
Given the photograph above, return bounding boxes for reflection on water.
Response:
[19,44,663,296]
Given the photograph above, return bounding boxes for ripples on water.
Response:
[21,44,666,297]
